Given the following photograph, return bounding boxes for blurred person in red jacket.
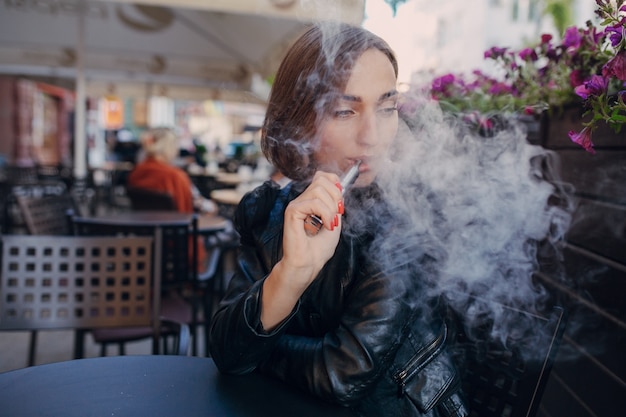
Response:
[128,127,219,270]
[129,127,216,214]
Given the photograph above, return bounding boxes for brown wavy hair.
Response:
[261,23,398,181]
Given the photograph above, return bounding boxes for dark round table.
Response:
[90,210,230,235]
[0,355,356,417]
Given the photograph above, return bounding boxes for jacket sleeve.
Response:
[208,181,297,373]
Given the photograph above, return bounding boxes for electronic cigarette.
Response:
[303,160,361,236]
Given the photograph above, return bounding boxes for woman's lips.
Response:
[351,158,371,173]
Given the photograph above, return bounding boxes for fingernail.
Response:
[333,214,339,228]
[335,182,343,192]
[338,200,344,215]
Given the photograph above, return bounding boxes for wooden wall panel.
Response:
[566,198,626,264]
[538,112,626,416]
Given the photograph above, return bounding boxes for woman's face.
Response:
[314,48,398,187]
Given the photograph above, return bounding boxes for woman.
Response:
[128,127,219,272]
[128,127,216,214]
[209,24,467,417]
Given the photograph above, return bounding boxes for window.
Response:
[528,0,539,21]
[512,0,519,21]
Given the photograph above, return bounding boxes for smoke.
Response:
[348,93,575,361]
[285,17,577,361]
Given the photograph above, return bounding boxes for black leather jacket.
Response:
[209,181,467,417]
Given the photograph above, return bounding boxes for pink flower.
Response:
[484,46,507,59]
[602,49,626,81]
[563,26,582,50]
[519,47,538,61]
[488,82,513,95]
[569,69,585,88]
[574,75,608,99]
[569,127,596,153]
[431,74,456,96]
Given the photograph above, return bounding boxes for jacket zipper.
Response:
[394,324,447,397]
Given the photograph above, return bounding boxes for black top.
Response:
[0,355,356,417]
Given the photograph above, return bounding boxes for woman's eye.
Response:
[379,106,398,115]
[334,109,355,118]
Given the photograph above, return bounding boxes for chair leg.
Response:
[191,292,199,356]
[100,343,107,357]
[28,330,38,366]
[203,252,227,357]
[203,287,216,358]
[73,329,87,359]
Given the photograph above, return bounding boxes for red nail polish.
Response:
[338,201,344,215]
[335,182,343,193]
[333,214,339,228]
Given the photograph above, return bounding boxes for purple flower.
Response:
[604,24,623,47]
[569,127,596,154]
[603,49,626,81]
[574,75,608,99]
[569,70,585,88]
[595,0,608,11]
[484,46,507,59]
[523,106,536,115]
[588,25,606,47]
[563,26,582,49]
[540,34,553,45]
[463,112,493,130]
[545,46,559,61]
[431,74,456,94]
[518,47,538,61]
[488,82,513,95]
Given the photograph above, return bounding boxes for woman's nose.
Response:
[356,112,377,146]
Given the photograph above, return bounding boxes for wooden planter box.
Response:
[534,105,626,417]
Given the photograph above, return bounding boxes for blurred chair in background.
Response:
[69,213,213,356]
[126,186,177,211]
[0,233,191,366]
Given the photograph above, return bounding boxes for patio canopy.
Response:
[0,0,365,178]
[0,0,365,103]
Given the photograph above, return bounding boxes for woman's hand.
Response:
[261,171,344,330]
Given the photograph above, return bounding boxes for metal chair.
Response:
[16,193,77,236]
[2,180,68,234]
[454,304,567,417]
[12,193,80,365]
[69,213,205,356]
[0,233,191,365]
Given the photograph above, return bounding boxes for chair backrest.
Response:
[5,166,38,185]
[457,305,567,417]
[69,214,197,290]
[126,187,177,211]
[0,234,159,331]
[3,181,68,234]
[16,194,76,235]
